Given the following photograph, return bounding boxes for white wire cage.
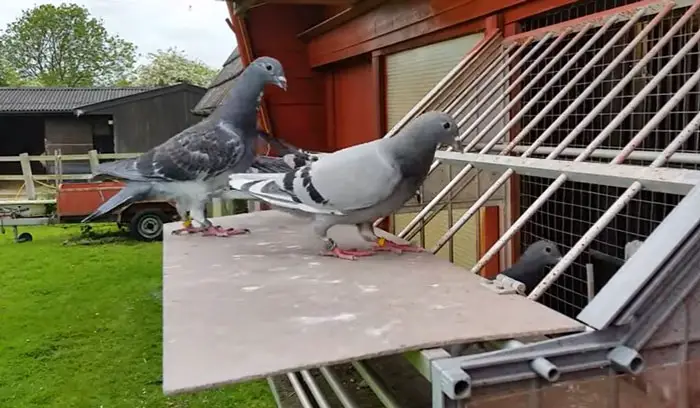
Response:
[386,0,700,319]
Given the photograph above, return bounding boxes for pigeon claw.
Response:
[373,237,425,254]
[171,226,208,235]
[321,247,376,261]
[201,226,251,237]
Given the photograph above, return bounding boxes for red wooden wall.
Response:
[244,5,329,152]
[326,56,378,149]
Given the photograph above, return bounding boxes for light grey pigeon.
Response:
[497,239,563,293]
[81,56,288,237]
[228,111,460,260]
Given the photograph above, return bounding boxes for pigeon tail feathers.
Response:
[81,183,153,223]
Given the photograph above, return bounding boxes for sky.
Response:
[0,0,237,69]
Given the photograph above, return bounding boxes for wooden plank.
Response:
[87,150,100,174]
[19,153,36,200]
[162,210,583,396]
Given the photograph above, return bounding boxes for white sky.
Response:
[0,0,237,69]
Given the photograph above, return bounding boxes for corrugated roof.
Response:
[192,48,244,116]
[0,86,157,113]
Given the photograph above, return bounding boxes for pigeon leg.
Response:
[355,222,424,254]
[320,237,375,261]
[373,237,425,254]
[171,213,208,235]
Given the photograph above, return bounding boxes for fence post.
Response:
[19,153,36,200]
[87,150,100,174]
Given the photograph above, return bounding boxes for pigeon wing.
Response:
[297,141,400,211]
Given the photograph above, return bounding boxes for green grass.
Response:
[0,224,276,408]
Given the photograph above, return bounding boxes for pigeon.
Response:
[81,56,288,237]
[497,239,563,293]
[228,111,460,260]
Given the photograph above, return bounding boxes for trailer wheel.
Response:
[129,210,166,242]
[16,232,33,243]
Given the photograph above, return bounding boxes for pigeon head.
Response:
[250,56,287,91]
[520,240,562,266]
[405,111,460,150]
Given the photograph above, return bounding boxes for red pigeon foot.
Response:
[321,247,376,261]
[201,226,251,237]
[171,226,208,235]
[372,237,425,254]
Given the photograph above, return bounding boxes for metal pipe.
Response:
[351,361,402,408]
[287,372,315,408]
[586,263,596,303]
[470,2,686,274]
[396,31,563,237]
[475,144,700,165]
[300,369,332,408]
[318,367,360,408]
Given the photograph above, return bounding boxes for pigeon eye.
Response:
[443,122,451,129]
[544,246,551,253]
[265,64,273,71]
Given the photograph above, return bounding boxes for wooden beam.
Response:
[306,0,576,66]
[298,0,387,41]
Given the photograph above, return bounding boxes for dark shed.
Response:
[74,83,206,153]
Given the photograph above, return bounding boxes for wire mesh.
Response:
[515,1,700,317]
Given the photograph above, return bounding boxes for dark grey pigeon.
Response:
[81,56,287,237]
[498,239,563,293]
[228,111,460,260]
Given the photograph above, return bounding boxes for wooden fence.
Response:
[0,150,247,217]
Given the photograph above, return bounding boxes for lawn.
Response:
[0,224,276,408]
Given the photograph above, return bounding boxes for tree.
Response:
[0,3,137,86]
[133,48,218,88]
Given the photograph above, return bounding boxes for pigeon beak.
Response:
[275,76,287,91]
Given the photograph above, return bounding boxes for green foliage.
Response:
[134,47,218,88]
[0,3,137,87]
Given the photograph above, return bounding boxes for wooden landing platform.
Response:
[162,210,583,396]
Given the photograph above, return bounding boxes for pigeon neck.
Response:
[215,69,265,133]
[385,133,438,179]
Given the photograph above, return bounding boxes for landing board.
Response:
[162,210,583,395]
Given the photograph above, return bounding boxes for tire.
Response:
[129,210,166,242]
[16,232,33,243]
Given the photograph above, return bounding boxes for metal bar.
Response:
[528,19,700,300]
[377,38,538,231]
[403,168,481,242]
[436,152,700,195]
[383,32,500,139]
[586,264,595,303]
[504,0,672,44]
[395,31,562,237]
[578,110,700,329]
[318,367,360,408]
[469,3,688,274]
[440,41,512,114]
[300,369,332,408]
[477,144,700,165]
[429,14,630,252]
[287,372,315,408]
[267,377,285,408]
[351,361,402,408]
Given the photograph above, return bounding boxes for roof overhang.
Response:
[230,0,357,16]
